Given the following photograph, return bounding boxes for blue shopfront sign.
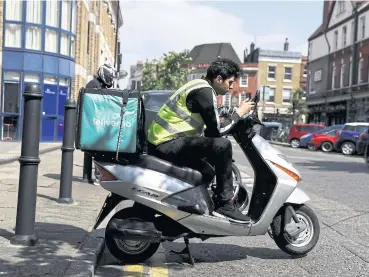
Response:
[43,85,57,115]
[58,86,68,116]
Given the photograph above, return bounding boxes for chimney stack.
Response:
[284,38,289,51]
[244,48,248,63]
[250,42,255,53]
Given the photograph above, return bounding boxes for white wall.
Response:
[328,1,353,28]
[308,35,329,62]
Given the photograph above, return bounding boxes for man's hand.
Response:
[236,99,255,118]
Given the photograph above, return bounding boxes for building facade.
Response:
[307,0,369,125]
[244,41,304,123]
[0,0,122,142]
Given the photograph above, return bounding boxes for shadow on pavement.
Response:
[294,159,368,174]
[0,222,102,277]
[43,173,85,183]
[163,241,291,264]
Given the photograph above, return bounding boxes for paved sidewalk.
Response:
[0,142,62,165]
[0,148,108,277]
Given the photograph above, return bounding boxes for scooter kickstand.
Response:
[170,238,195,266]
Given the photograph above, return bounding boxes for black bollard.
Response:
[82,153,93,183]
[11,84,43,246]
[58,98,77,204]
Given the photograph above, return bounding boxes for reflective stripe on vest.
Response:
[147,79,213,145]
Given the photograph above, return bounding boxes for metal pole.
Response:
[11,84,43,246]
[82,153,93,183]
[58,98,77,204]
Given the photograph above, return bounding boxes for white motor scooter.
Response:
[92,90,320,265]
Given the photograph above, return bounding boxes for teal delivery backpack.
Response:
[75,88,146,157]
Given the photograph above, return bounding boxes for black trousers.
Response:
[148,137,234,202]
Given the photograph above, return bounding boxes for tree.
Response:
[289,88,308,124]
[142,50,192,90]
[142,61,159,91]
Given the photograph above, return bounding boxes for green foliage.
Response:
[289,87,308,124]
[142,50,192,91]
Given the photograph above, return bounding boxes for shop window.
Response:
[26,0,42,24]
[43,75,58,116]
[61,0,71,31]
[59,78,70,117]
[60,34,70,56]
[45,29,59,53]
[46,0,59,27]
[5,0,22,21]
[26,26,42,50]
[4,24,22,48]
[2,116,19,141]
[3,72,20,114]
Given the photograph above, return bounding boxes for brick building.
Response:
[307,0,369,125]
[0,0,123,142]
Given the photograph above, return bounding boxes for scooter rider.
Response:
[86,63,117,89]
[147,58,255,222]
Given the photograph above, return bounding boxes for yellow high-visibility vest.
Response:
[147,79,213,146]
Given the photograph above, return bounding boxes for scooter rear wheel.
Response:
[105,208,160,263]
[271,204,320,257]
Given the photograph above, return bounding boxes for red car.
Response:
[288,124,326,148]
[307,129,339,152]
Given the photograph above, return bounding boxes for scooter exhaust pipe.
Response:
[106,218,162,243]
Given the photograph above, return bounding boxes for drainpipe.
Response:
[324,26,331,125]
[350,2,359,122]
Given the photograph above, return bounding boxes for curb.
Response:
[63,234,105,277]
[268,141,291,147]
[0,145,61,165]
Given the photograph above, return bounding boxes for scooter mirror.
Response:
[254,90,260,103]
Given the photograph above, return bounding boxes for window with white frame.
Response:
[314,69,322,82]
[308,71,314,93]
[342,26,347,47]
[360,16,366,39]
[332,66,336,89]
[268,66,276,79]
[338,0,345,13]
[268,87,275,102]
[46,0,59,27]
[351,21,355,43]
[240,93,248,102]
[334,30,339,50]
[358,58,364,83]
[340,63,345,88]
[282,88,291,103]
[223,93,230,108]
[284,67,292,81]
[240,73,248,87]
[349,61,352,86]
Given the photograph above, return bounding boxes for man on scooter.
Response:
[147,58,255,222]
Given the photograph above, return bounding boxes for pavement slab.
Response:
[0,149,107,277]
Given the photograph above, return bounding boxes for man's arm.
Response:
[187,87,240,137]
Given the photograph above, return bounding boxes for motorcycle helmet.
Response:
[97,63,117,88]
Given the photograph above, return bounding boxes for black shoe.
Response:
[213,201,251,223]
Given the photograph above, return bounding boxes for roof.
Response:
[189,43,241,64]
[259,49,302,59]
[308,24,324,41]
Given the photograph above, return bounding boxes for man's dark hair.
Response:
[205,58,241,81]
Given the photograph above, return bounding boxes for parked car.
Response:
[299,124,344,148]
[307,129,339,152]
[356,128,369,155]
[288,124,326,148]
[260,122,283,140]
[365,141,369,166]
[333,122,369,155]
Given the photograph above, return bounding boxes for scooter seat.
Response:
[130,154,204,186]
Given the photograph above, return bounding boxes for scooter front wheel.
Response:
[271,204,320,257]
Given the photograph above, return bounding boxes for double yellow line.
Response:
[122,264,169,277]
